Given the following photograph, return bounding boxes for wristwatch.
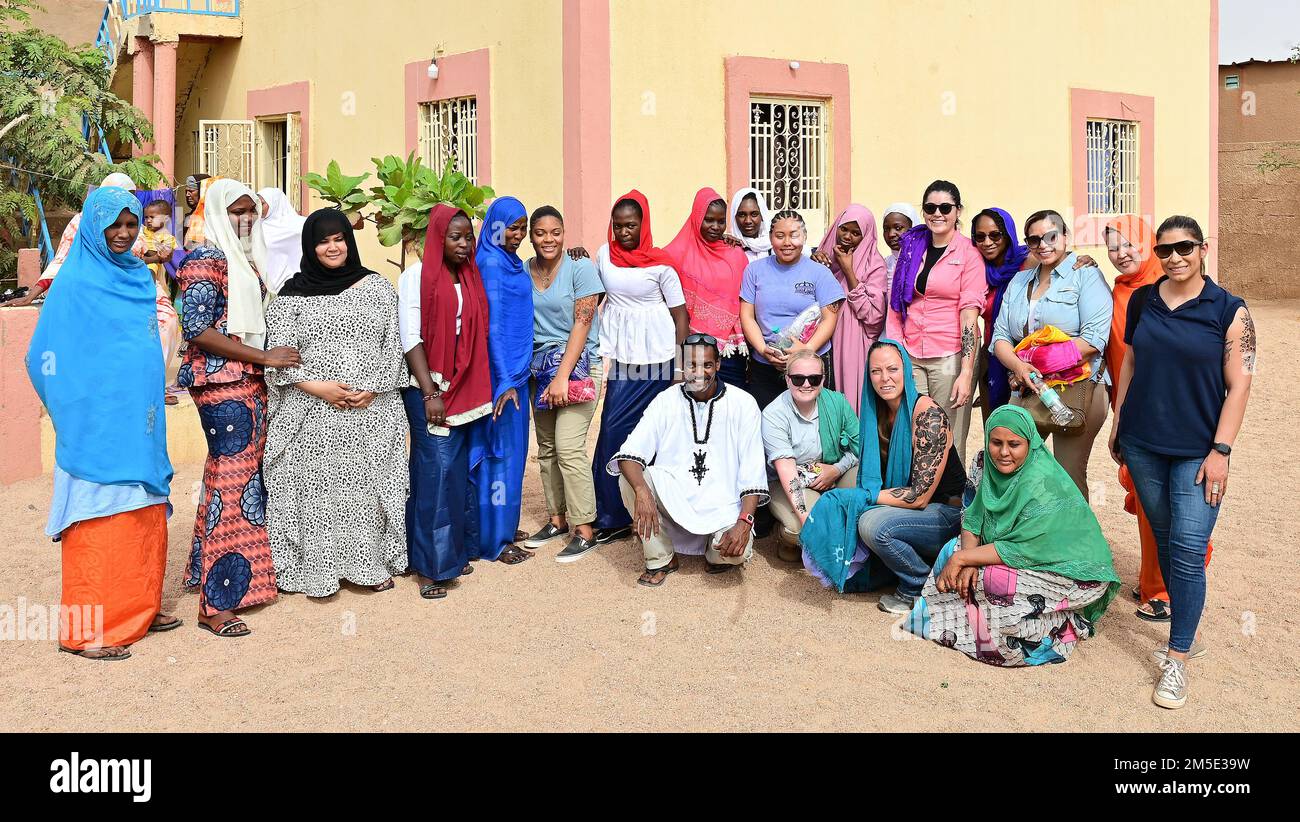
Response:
[1212,442,1232,457]
[736,512,755,528]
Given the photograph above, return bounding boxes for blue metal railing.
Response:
[121,0,241,18]
[6,163,55,266]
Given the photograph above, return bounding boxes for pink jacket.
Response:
[885,231,986,359]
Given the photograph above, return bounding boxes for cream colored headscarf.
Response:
[201,179,267,350]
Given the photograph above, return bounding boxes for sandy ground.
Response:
[2,301,1298,733]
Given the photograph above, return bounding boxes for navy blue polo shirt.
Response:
[1118,276,1246,457]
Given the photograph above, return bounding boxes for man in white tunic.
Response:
[610,334,769,587]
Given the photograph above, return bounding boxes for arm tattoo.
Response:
[1239,308,1257,374]
[961,324,977,361]
[825,301,842,314]
[788,476,808,515]
[887,406,950,504]
[573,295,598,327]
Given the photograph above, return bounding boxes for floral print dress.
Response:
[177,247,277,615]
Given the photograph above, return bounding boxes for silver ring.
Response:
[1211,484,1221,493]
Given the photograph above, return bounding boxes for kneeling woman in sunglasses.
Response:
[989,210,1113,500]
[761,350,861,562]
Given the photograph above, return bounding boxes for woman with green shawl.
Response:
[905,404,1120,666]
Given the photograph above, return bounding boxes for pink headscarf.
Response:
[666,186,750,354]
[817,204,888,298]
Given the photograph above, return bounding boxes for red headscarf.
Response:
[607,189,677,269]
[1104,214,1163,399]
[665,187,749,350]
[419,204,492,424]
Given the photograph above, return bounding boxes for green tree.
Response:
[0,0,161,278]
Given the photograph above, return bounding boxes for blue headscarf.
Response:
[801,338,917,592]
[476,196,532,400]
[977,207,1030,410]
[27,186,172,496]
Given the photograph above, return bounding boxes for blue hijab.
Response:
[801,338,917,592]
[978,207,1030,410]
[476,196,532,399]
[27,186,172,496]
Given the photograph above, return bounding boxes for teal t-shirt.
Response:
[529,255,603,354]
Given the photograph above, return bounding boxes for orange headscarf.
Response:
[1104,214,1163,404]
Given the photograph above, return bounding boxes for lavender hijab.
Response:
[887,224,933,324]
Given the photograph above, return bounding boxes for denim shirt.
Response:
[989,251,1113,383]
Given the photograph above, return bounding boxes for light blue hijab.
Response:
[26,186,172,496]
[801,338,917,592]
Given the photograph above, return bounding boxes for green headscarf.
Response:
[963,405,1120,622]
[816,388,860,464]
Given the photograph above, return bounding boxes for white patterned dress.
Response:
[263,273,410,596]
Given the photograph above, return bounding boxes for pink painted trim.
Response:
[1208,0,1220,279]
[151,41,178,185]
[1069,88,1155,246]
[132,38,154,156]
[404,49,491,186]
[246,81,311,210]
[725,57,851,217]
[0,308,42,486]
[563,0,611,249]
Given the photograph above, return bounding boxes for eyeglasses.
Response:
[788,373,824,387]
[972,230,1005,244]
[683,333,718,347]
[922,202,955,216]
[1025,230,1062,249]
[1152,240,1203,259]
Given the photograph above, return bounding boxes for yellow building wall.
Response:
[175,0,565,271]
[608,0,1214,261]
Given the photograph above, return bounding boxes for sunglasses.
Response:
[1152,240,1203,259]
[1025,229,1062,249]
[683,332,718,347]
[788,373,825,387]
[922,202,956,216]
[973,230,1005,244]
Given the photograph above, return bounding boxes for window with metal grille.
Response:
[1085,118,1139,215]
[1224,74,1240,90]
[418,97,478,183]
[749,97,829,241]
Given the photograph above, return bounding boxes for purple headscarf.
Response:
[888,224,932,324]
[977,207,1030,410]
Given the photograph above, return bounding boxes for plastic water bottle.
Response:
[768,326,794,351]
[1028,371,1080,427]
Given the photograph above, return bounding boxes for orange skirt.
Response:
[60,504,168,651]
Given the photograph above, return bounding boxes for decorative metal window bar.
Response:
[1085,118,1139,215]
[749,97,828,232]
[419,97,478,184]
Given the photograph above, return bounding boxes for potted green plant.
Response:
[304,160,370,228]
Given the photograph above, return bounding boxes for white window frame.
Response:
[198,119,256,189]
[748,96,830,243]
[1084,118,1139,216]
[418,96,478,184]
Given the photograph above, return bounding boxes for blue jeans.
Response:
[857,503,963,598]
[1121,439,1219,653]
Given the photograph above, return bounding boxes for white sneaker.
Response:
[1152,658,1188,710]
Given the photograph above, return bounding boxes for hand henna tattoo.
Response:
[573,294,598,327]
[1238,307,1257,374]
[887,405,950,504]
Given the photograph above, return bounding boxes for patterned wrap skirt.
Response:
[185,377,277,615]
[906,538,1110,667]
